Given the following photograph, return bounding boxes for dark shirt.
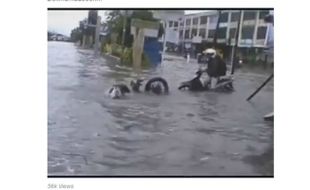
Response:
[207,55,227,77]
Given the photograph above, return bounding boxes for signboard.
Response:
[239,39,253,47]
[192,36,202,43]
[131,27,159,37]
[131,19,160,30]
[165,28,179,44]
[153,10,185,21]
[130,19,160,38]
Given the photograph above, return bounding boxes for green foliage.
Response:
[131,10,155,21]
[102,43,150,68]
[141,52,151,68]
[102,43,112,54]
[120,47,150,68]
[101,41,106,53]
[120,47,133,65]
[102,43,122,57]
[70,27,82,42]
[105,10,163,48]
[111,44,123,57]
[106,11,124,45]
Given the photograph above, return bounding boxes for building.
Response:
[165,10,273,62]
[48,32,70,42]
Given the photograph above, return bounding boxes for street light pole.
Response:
[213,10,222,48]
[161,20,168,64]
[230,10,242,75]
[121,10,127,60]
[94,16,101,55]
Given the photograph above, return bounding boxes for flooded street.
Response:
[48,41,273,176]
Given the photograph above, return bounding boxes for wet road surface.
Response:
[48,42,273,176]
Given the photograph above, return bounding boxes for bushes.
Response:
[121,47,150,68]
[101,43,122,57]
[111,44,123,57]
[102,43,111,54]
[102,43,151,68]
[141,52,151,68]
[120,47,132,65]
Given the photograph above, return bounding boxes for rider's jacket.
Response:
[207,55,227,78]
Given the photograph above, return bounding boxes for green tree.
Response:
[70,27,82,42]
[105,10,164,47]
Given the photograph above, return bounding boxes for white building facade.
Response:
[166,10,273,49]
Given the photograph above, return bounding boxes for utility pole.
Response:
[213,10,222,48]
[230,10,242,75]
[121,10,127,55]
[161,20,168,64]
[94,16,101,55]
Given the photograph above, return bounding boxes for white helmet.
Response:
[203,48,216,58]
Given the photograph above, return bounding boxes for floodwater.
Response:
[48,41,274,176]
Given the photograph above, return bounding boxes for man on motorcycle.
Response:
[199,48,227,89]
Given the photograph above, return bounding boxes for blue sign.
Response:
[144,37,162,66]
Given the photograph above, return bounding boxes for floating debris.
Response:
[93,132,101,137]
[186,113,195,117]
[200,156,209,161]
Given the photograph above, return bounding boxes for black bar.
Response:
[246,74,274,101]
[48,8,274,11]
[48,175,274,178]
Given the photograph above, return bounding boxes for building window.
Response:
[241,26,254,39]
[231,12,240,22]
[174,21,178,27]
[218,27,227,39]
[169,21,173,27]
[219,12,228,23]
[229,28,236,39]
[179,30,184,39]
[208,29,215,38]
[257,26,267,39]
[199,28,206,38]
[186,18,191,26]
[209,16,218,24]
[200,16,208,25]
[243,11,257,21]
[193,17,199,25]
[185,29,190,39]
[259,10,270,19]
[180,20,184,26]
[191,28,197,38]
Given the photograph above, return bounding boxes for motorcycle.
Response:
[130,77,169,95]
[178,69,234,92]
